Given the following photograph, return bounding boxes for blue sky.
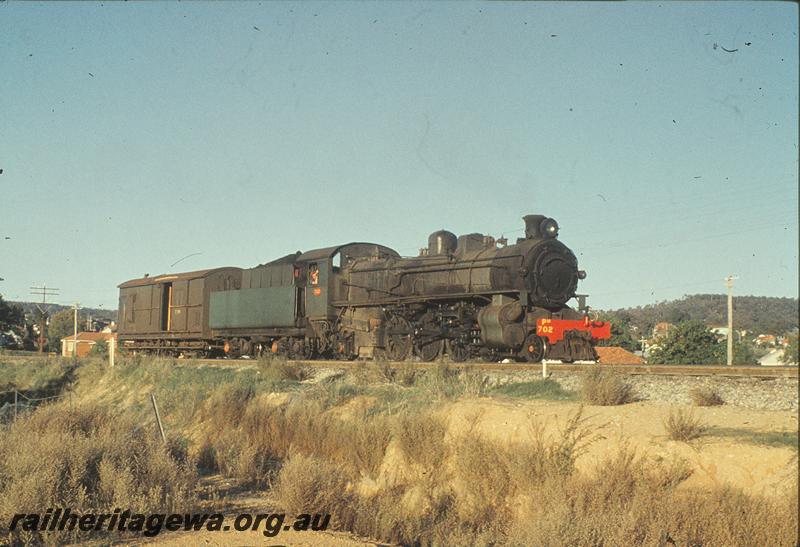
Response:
[1,1,797,311]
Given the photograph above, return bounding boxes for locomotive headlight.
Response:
[540,218,559,238]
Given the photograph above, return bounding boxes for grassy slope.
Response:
[1,357,797,546]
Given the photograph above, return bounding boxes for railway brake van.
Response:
[117,267,242,356]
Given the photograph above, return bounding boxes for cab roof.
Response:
[297,242,399,262]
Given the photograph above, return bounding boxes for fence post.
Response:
[109,337,115,368]
[542,360,548,379]
[150,393,166,444]
[13,389,17,422]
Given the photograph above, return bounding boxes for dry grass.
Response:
[503,446,796,547]
[394,410,449,470]
[664,407,708,441]
[490,379,576,401]
[265,388,797,547]
[689,386,725,406]
[580,368,636,405]
[0,404,196,545]
[257,355,311,383]
[416,363,488,401]
[4,357,796,546]
[377,360,418,386]
[276,452,354,527]
[196,387,393,484]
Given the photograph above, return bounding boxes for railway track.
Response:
[191,359,798,379]
[3,353,797,378]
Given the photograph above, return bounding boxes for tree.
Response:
[0,294,24,333]
[648,320,723,365]
[47,309,78,353]
[596,312,638,352]
[781,333,799,365]
[732,339,758,366]
[89,339,108,358]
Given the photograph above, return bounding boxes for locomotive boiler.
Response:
[117,214,609,362]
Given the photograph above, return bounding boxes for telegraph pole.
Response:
[29,285,59,353]
[72,302,80,360]
[725,275,737,366]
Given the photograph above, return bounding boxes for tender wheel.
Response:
[385,315,413,361]
[415,339,444,362]
[290,338,313,360]
[446,339,470,363]
[521,333,546,363]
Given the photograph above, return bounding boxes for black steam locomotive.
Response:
[117,214,609,362]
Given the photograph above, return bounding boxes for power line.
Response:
[29,285,59,353]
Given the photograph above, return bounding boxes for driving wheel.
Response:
[415,339,444,362]
[446,338,470,363]
[385,315,413,361]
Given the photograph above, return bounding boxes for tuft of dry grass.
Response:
[689,387,725,407]
[664,407,708,441]
[394,410,448,471]
[581,368,636,405]
[379,360,418,387]
[257,355,311,383]
[0,404,196,545]
[417,363,488,401]
[276,452,354,527]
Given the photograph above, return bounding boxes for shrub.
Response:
[417,364,487,401]
[394,410,448,470]
[88,339,108,358]
[490,379,574,400]
[689,387,724,406]
[257,355,310,383]
[276,452,354,528]
[0,404,196,545]
[581,369,635,405]
[664,408,707,441]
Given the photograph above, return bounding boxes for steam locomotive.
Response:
[117,214,610,362]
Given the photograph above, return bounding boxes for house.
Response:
[755,334,777,347]
[709,325,728,338]
[61,332,116,358]
[652,322,675,340]
[758,349,785,367]
[709,326,747,340]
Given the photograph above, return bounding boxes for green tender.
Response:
[209,287,295,328]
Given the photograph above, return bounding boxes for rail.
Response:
[188,359,799,379]
[2,352,797,378]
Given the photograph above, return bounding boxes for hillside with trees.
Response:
[11,302,116,324]
[599,294,798,337]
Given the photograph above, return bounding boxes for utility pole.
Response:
[72,302,80,360]
[29,285,59,353]
[725,275,737,366]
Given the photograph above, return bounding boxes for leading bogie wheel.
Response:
[521,333,546,363]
